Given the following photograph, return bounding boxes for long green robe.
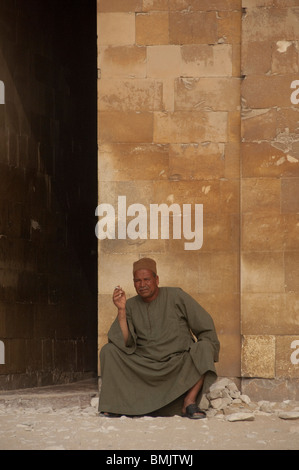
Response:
[98,287,220,416]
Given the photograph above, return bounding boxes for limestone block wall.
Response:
[241,0,299,399]
[97,0,242,379]
[97,0,299,399]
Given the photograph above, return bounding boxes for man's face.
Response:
[133,269,159,302]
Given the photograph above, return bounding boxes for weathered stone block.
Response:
[98,143,169,182]
[242,142,299,178]
[169,11,218,45]
[169,143,225,180]
[136,12,169,45]
[242,335,275,378]
[98,46,147,79]
[216,333,241,377]
[146,45,181,78]
[242,74,298,108]
[241,252,285,293]
[241,293,299,335]
[241,178,281,213]
[272,40,299,74]
[284,214,299,250]
[154,111,228,143]
[142,0,169,11]
[174,77,240,112]
[285,251,299,293]
[181,44,232,77]
[98,111,154,143]
[242,7,299,42]
[281,178,299,213]
[169,0,241,9]
[276,336,299,378]
[98,13,135,46]
[98,79,163,112]
[97,0,143,12]
[217,10,242,45]
[241,41,272,75]
[197,252,239,294]
[242,212,285,251]
[228,110,241,142]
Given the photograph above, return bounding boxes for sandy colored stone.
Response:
[136,12,169,45]
[98,46,147,79]
[242,74,298,109]
[241,142,299,178]
[153,111,228,143]
[242,335,275,378]
[276,336,299,379]
[98,143,169,182]
[98,111,153,143]
[241,41,272,75]
[279,411,299,420]
[97,0,143,12]
[226,412,255,422]
[217,10,241,45]
[272,40,299,74]
[146,45,181,78]
[98,79,163,112]
[241,252,284,294]
[169,11,218,45]
[181,44,232,77]
[142,0,169,12]
[169,142,225,180]
[98,13,135,46]
[174,77,240,112]
[281,178,299,214]
[241,293,299,336]
[243,7,299,42]
[241,178,281,214]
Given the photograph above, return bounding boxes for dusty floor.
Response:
[0,378,298,451]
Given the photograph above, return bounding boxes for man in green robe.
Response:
[98,257,220,419]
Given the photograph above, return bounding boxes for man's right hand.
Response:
[113,286,126,311]
[113,286,129,344]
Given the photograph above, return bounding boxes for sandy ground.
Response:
[0,379,298,451]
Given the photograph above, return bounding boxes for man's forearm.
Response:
[117,308,129,345]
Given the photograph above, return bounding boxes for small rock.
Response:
[199,394,210,410]
[278,411,299,420]
[210,398,223,410]
[240,394,251,405]
[90,397,99,408]
[226,412,255,422]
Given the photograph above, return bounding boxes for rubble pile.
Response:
[200,378,299,422]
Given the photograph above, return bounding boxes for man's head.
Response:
[133,258,159,302]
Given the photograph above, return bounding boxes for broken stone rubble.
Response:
[198,378,299,422]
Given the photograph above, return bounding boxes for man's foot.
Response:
[99,412,121,418]
[182,403,206,420]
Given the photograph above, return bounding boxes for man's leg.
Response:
[182,374,205,417]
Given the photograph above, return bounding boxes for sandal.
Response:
[99,412,121,418]
[182,403,206,420]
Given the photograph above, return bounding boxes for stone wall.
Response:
[97,0,242,379]
[240,0,299,400]
[0,0,98,389]
[97,0,299,399]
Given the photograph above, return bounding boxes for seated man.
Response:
[98,257,220,419]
